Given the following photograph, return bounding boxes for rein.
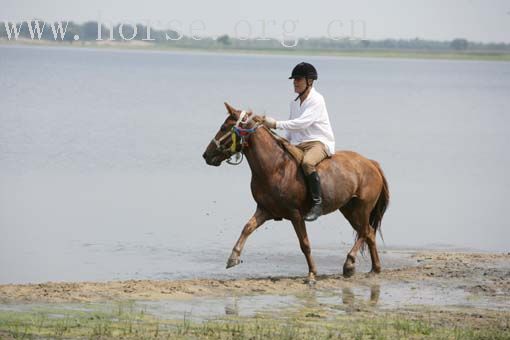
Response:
[211,111,262,165]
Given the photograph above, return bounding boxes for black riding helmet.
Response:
[290,62,317,101]
[289,62,318,80]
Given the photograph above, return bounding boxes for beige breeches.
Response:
[296,141,329,175]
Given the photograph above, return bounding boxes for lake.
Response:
[0,45,509,284]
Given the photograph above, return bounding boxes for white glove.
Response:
[262,116,277,129]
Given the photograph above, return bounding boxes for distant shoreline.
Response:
[2,39,510,62]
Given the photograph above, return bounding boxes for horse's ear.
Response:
[224,102,237,116]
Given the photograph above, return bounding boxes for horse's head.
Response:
[202,102,254,166]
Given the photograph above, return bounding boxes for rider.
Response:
[263,62,335,222]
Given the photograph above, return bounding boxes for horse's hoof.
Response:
[368,268,381,275]
[305,273,316,286]
[226,256,241,269]
[343,264,355,278]
[369,267,381,275]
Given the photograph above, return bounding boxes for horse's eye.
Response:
[220,125,228,132]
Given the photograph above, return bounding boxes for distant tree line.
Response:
[1,20,509,52]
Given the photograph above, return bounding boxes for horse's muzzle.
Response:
[203,152,222,166]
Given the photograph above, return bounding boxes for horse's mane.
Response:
[248,113,285,144]
[249,113,264,125]
[248,113,303,164]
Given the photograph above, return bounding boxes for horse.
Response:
[202,102,389,282]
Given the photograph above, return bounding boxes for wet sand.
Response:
[0,250,509,339]
[1,251,508,306]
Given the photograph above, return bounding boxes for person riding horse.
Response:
[203,78,389,279]
[263,62,335,222]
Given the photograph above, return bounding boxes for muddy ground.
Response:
[1,251,508,304]
[0,251,509,339]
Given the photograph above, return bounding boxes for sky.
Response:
[2,0,510,43]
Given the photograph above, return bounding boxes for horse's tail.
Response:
[369,160,389,239]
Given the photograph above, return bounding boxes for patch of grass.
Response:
[0,302,508,339]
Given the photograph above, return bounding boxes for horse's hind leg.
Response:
[342,236,364,277]
[340,199,381,276]
[365,223,381,273]
[226,206,270,269]
[290,216,317,283]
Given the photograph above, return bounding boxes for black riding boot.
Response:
[304,171,323,221]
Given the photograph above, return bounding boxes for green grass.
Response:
[0,301,508,339]
[2,39,510,61]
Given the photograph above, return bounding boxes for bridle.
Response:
[211,111,262,165]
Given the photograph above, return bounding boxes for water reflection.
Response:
[221,285,382,317]
[342,285,380,307]
[342,287,355,305]
[369,285,380,305]
[224,296,239,316]
[220,284,382,317]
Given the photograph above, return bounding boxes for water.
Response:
[0,45,509,284]
[1,282,506,322]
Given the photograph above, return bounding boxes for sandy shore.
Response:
[1,251,508,305]
[0,251,509,339]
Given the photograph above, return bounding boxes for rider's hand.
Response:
[262,116,277,129]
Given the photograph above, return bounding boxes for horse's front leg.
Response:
[291,216,317,283]
[226,207,270,269]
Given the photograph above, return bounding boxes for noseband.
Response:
[211,111,261,165]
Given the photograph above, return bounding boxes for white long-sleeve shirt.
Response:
[275,87,335,155]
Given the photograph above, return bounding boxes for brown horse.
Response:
[202,103,389,282]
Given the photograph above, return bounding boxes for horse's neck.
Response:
[244,127,288,178]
